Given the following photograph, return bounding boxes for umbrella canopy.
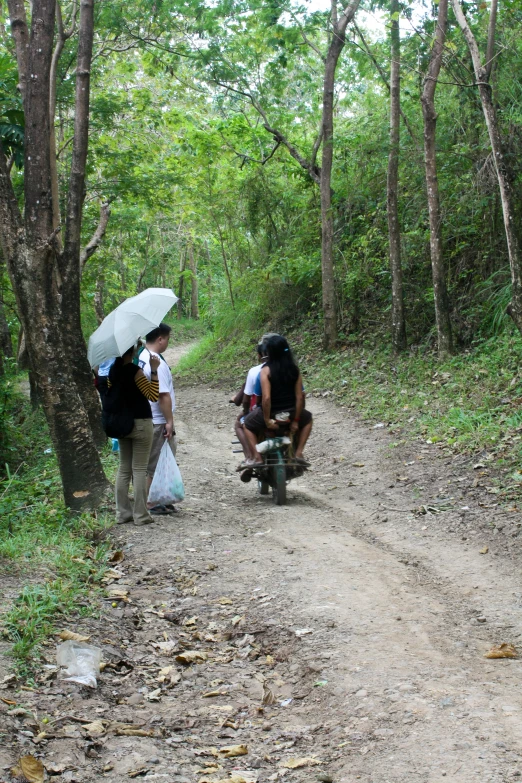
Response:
[87,287,178,368]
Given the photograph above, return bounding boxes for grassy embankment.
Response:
[177,323,522,501]
[0,377,116,675]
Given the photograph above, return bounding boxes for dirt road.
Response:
[2,348,522,783]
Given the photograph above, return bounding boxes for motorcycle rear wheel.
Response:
[271,451,287,506]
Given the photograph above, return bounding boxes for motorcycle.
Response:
[234,421,308,505]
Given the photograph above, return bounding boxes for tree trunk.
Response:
[59,0,105,446]
[320,38,342,351]
[187,237,199,320]
[319,0,361,350]
[94,275,105,324]
[0,0,109,509]
[178,249,185,320]
[421,0,453,356]
[216,224,235,310]
[387,0,407,353]
[0,299,13,360]
[452,0,522,332]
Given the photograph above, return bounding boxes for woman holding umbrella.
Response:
[107,345,161,525]
[88,288,179,524]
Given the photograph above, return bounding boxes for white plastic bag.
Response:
[56,640,102,688]
[148,440,185,505]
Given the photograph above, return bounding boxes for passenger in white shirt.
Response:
[139,323,177,514]
[232,334,278,464]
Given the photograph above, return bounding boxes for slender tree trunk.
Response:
[94,275,105,324]
[187,237,199,320]
[216,224,235,310]
[178,249,185,319]
[0,300,13,359]
[421,0,453,356]
[387,0,407,353]
[320,0,361,350]
[205,239,213,313]
[452,0,522,332]
[0,0,108,509]
[60,0,105,446]
[320,39,342,351]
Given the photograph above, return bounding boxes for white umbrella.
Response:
[87,287,178,368]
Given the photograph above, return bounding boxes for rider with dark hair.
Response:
[242,334,312,467]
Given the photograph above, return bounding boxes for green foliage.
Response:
[0,388,112,671]
[0,53,24,169]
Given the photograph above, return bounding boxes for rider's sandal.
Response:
[294,456,311,467]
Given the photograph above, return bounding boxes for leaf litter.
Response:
[2,534,350,781]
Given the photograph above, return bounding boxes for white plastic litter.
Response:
[148,441,185,505]
[56,640,102,688]
[256,436,291,454]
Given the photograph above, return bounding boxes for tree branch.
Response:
[6,0,30,104]
[485,0,498,81]
[289,10,326,62]
[213,79,321,184]
[80,201,111,271]
[451,0,485,80]
[338,0,360,36]
[63,0,95,279]
[352,23,419,149]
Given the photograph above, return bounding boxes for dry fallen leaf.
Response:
[82,720,107,737]
[281,757,322,769]
[44,762,69,774]
[146,688,162,702]
[114,727,155,737]
[108,550,125,563]
[153,639,178,655]
[203,690,223,698]
[1,697,17,705]
[19,755,45,783]
[199,778,249,783]
[73,490,90,498]
[107,586,129,601]
[58,630,90,642]
[484,643,518,659]
[128,766,149,778]
[352,462,365,467]
[218,597,233,605]
[176,650,208,665]
[479,546,489,554]
[262,683,276,705]
[217,744,248,758]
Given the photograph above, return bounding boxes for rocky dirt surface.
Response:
[2,352,522,783]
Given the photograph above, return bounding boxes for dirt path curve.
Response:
[2,354,522,783]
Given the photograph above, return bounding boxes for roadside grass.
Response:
[177,322,522,471]
[0,381,115,675]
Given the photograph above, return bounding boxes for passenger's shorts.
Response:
[147,423,177,476]
[244,407,312,433]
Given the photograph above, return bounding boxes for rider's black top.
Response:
[269,372,297,414]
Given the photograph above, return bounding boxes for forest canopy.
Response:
[1,0,522,505]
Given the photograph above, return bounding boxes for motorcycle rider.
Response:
[233,334,278,464]
[242,334,312,467]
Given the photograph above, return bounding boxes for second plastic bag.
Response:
[148,440,185,505]
[56,640,102,688]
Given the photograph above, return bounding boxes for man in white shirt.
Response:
[139,323,177,514]
[232,333,278,466]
